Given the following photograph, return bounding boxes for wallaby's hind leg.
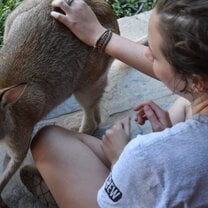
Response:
[74,73,108,134]
[0,151,26,208]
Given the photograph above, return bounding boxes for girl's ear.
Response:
[0,83,27,107]
[192,75,208,92]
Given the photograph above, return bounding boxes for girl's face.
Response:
[145,10,188,96]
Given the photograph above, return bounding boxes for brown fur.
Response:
[0,0,119,206]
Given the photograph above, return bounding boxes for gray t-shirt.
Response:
[97,114,208,208]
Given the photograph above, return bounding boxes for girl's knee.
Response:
[31,125,71,162]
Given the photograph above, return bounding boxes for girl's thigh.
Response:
[31,126,109,208]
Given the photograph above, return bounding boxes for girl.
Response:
[21,0,208,207]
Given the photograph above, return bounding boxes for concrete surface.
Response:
[0,10,177,208]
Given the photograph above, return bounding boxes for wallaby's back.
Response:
[1,0,119,111]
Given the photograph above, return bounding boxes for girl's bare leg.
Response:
[31,125,110,208]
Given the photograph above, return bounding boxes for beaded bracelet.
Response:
[94,28,113,53]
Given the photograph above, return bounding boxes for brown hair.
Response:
[155,0,208,91]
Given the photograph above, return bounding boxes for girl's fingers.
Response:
[122,116,131,136]
[143,105,163,131]
[146,101,166,118]
[111,117,131,137]
[51,11,65,21]
[51,0,71,24]
[135,109,147,125]
[52,0,70,13]
[135,116,146,125]
[143,105,158,124]
[133,104,144,111]
[134,101,159,112]
[105,129,114,138]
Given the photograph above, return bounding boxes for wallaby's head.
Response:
[0,83,27,140]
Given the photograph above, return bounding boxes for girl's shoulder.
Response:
[125,114,208,160]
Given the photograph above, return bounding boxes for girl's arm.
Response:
[51,0,155,78]
[105,33,155,78]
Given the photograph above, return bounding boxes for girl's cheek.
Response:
[145,47,154,63]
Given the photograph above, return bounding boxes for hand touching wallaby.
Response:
[0,0,119,207]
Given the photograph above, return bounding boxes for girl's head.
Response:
[147,0,208,97]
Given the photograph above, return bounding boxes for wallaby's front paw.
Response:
[79,111,101,134]
[79,122,98,135]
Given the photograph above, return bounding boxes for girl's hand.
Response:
[51,0,106,46]
[101,116,131,167]
[134,101,172,132]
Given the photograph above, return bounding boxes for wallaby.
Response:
[0,0,119,207]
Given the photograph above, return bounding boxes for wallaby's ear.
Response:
[0,83,27,107]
